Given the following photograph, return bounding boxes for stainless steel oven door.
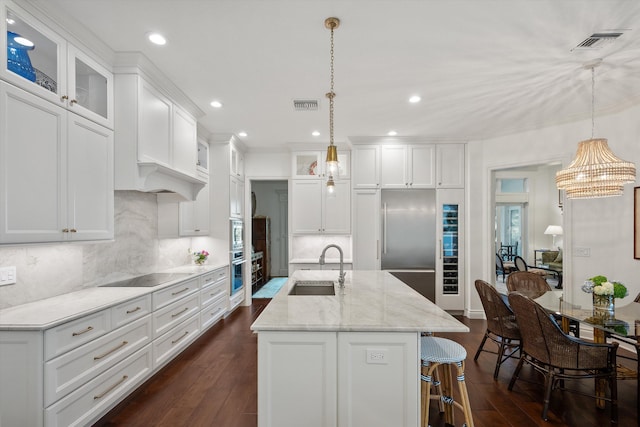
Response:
[231,253,246,295]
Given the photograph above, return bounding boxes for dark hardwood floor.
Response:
[95,298,638,427]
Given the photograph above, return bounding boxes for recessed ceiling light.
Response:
[210,100,223,108]
[238,131,248,137]
[312,131,320,137]
[409,95,421,103]
[387,130,398,136]
[6,18,15,25]
[147,32,167,46]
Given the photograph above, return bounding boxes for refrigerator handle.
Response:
[383,203,388,254]
[376,240,380,259]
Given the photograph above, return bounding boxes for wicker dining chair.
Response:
[474,280,521,380]
[507,292,619,426]
[507,271,580,337]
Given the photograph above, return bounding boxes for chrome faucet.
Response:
[319,244,346,287]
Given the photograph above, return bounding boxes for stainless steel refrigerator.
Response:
[381,189,436,301]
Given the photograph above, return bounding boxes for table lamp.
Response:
[544,225,563,249]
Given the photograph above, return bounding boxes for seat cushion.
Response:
[421,336,466,364]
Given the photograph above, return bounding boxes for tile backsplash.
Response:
[0,191,194,309]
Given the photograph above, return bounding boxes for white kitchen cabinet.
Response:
[292,150,350,179]
[436,143,465,188]
[2,2,113,128]
[196,139,209,176]
[380,144,435,188]
[114,72,205,201]
[230,142,244,179]
[291,179,350,234]
[352,189,381,270]
[0,80,114,243]
[352,145,380,188]
[0,267,228,427]
[257,331,418,427]
[230,175,245,219]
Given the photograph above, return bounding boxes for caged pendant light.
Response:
[324,17,340,194]
[556,60,636,199]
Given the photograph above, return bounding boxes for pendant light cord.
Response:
[328,24,335,147]
[591,66,595,139]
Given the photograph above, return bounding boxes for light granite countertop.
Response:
[0,262,228,330]
[250,270,469,333]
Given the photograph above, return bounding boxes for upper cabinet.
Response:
[436,144,465,188]
[353,143,465,190]
[197,139,209,177]
[291,150,350,180]
[352,145,380,188]
[380,144,435,188]
[113,64,205,201]
[2,2,113,128]
[230,143,244,180]
[0,81,114,243]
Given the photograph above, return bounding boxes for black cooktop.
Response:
[101,272,194,288]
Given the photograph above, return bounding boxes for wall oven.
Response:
[230,250,245,295]
[231,219,243,251]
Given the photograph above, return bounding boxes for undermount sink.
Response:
[289,280,335,296]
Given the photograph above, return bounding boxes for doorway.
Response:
[250,180,288,278]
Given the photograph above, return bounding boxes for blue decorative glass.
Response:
[7,31,36,82]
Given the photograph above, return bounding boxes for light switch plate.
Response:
[0,266,17,286]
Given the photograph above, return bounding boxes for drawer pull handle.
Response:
[126,306,142,314]
[72,326,94,336]
[171,331,189,344]
[94,375,128,400]
[171,287,190,296]
[93,341,129,360]
[171,307,189,318]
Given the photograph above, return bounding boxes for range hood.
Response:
[135,161,206,202]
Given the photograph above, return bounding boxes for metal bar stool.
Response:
[421,336,474,427]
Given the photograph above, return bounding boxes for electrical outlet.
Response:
[366,348,388,364]
[573,247,591,257]
[0,266,17,286]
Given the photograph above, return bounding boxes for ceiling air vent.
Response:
[293,99,319,111]
[572,32,624,50]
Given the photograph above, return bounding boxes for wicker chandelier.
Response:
[556,60,636,199]
[324,17,340,194]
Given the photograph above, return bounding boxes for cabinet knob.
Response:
[61,95,69,101]
[70,99,78,105]
[62,228,69,233]
[70,228,77,233]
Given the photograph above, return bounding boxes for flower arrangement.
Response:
[191,249,209,265]
[581,275,628,299]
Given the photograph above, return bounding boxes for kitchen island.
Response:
[251,270,469,427]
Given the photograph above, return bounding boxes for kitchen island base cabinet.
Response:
[257,331,419,427]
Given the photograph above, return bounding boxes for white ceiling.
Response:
[28,0,640,150]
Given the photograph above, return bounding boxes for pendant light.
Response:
[324,17,340,193]
[556,59,636,199]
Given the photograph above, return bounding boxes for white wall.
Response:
[467,104,640,317]
[0,191,225,309]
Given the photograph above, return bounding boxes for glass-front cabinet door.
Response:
[3,2,113,128]
[3,3,65,102]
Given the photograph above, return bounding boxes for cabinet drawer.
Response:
[44,345,152,427]
[201,267,227,289]
[111,294,151,329]
[201,294,227,331]
[152,293,200,338]
[153,314,200,369]
[200,280,227,307]
[44,315,152,406]
[152,277,199,310]
[45,310,111,361]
